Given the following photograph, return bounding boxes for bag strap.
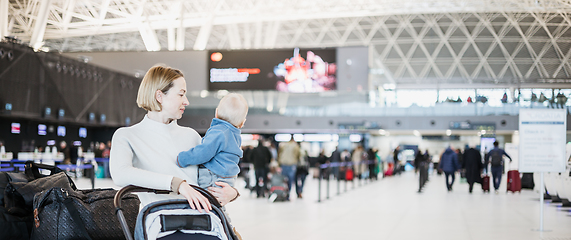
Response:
[25,161,78,190]
[62,198,93,240]
[25,161,62,180]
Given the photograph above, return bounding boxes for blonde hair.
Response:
[216,93,248,127]
[136,65,184,111]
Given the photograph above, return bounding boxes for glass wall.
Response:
[383,88,571,108]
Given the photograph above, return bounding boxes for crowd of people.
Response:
[442,89,569,108]
[425,141,512,194]
[239,140,516,200]
[239,141,387,202]
[12,140,112,165]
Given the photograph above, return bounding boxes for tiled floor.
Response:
[76,171,571,240]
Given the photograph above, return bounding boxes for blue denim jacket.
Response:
[177,118,242,177]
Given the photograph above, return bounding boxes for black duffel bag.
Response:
[5,171,76,215]
[1,162,73,240]
[32,187,140,240]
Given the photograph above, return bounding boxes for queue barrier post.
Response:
[343,162,347,192]
[317,171,322,203]
[326,163,330,200]
[337,162,340,196]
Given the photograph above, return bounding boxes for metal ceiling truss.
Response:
[4,0,571,87]
[370,12,571,87]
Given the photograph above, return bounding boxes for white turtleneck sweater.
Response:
[110,115,201,206]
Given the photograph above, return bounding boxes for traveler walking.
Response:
[416,149,429,192]
[277,138,301,200]
[393,146,401,175]
[462,147,483,193]
[351,146,366,179]
[367,148,378,180]
[251,140,272,198]
[414,148,424,174]
[330,147,341,179]
[486,141,512,193]
[295,149,309,198]
[439,146,459,191]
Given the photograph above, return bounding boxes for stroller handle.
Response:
[113,184,222,210]
[113,184,225,240]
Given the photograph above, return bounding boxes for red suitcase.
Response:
[507,170,521,193]
[345,168,354,181]
[482,175,490,192]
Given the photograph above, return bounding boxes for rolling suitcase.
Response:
[521,173,535,189]
[345,168,354,181]
[481,175,490,192]
[507,170,521,193]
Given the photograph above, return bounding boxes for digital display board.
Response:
[208,48,336,92]
[79,127,87,138]
[11,123,20,134]
[38,124,47,135]
[57,126,66,137]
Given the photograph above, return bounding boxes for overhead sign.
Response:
[519,109,567,172]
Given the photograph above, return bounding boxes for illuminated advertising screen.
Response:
[208,48,337,92]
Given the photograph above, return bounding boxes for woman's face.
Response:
[158,77,189,120]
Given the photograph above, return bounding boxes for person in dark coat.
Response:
[393,146,401,175]
[251,140,272,198]
[317,150,329,179]
[462,147,483,193]
[239,145,253,190]
[329,147,341,179]
[367,148,378,180]
[415,149,429,192]
[439,146,459,191]
[60,141,72,164]
[414,149,424,174]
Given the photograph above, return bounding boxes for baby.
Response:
[177,93,248,191]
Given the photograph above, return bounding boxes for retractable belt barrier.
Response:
[0,159,96,189]
[316,160,379,203]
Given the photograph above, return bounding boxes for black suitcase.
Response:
[521,173,535,190]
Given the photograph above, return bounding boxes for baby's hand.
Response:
[208,182,237,206]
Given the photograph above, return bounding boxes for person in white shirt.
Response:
[110,65,239,211]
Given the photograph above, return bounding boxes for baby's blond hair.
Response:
[216,93,248,127]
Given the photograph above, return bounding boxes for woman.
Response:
[110,65,238,211]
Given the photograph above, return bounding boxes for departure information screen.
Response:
[208,48,336,92]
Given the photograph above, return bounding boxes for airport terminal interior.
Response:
[2,0,571,239]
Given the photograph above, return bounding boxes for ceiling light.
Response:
[200,90,208,98]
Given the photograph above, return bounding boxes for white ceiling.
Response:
[3,0,571,87]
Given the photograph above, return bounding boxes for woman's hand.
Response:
[178,182,211,213]
[208,182,238,206]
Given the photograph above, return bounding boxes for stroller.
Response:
[267,170,289,202]
[114,185,239,240]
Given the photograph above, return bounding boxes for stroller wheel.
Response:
[268,193,278,202]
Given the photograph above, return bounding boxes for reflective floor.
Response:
[76,171,571,240]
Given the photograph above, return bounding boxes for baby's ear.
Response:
[238,119,246,128]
